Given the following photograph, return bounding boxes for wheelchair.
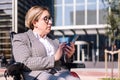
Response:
[4,31,82,80]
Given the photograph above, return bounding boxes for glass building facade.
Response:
[1,0,116,62]
[54,0,107,26]
[53,0,108,61]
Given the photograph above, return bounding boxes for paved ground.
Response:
[0,61,119,80]
[0,68,119,80]
[71,68,118,80]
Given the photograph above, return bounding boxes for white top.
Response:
[33,32,54,56]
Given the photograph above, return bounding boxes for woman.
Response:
[12,5,80,80]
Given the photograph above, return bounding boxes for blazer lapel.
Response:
[26,29,47,56]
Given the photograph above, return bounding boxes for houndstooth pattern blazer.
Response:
[12,29,65,78]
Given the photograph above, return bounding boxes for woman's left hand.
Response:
[64,42,75,58]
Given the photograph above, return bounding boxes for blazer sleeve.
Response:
[12,34,55,71]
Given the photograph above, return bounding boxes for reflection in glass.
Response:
[65,0,73,4]
[76,0,84,3]
[99,1,107,24]
[88,0,96,3]
[76,5,85,25]
[87,3,96,24]
[87,2,96,10]
[65,6,73,25]
[54,7,62,26]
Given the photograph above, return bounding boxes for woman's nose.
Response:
[48,19,52,24]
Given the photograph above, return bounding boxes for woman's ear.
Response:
[32,20,38,28]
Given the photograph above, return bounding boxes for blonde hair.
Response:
[25,5,50,29]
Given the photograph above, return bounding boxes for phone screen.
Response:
[71,35,79,42]
[67,35,79,46]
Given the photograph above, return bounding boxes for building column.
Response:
[96,33,99,61]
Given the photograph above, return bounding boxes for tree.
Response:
[103,0,120,46]
[102,0,120,79]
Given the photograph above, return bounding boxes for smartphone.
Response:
[66,35,79,46]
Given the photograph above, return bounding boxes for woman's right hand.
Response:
[54,43,66,61]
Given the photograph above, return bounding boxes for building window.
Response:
[54,0,62,26]
[76,1,85,25]
[54,0,107,26]
[99,0,107,24]
[65,5,73,25]
[87,1,96,24]
[54,6,62,26]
